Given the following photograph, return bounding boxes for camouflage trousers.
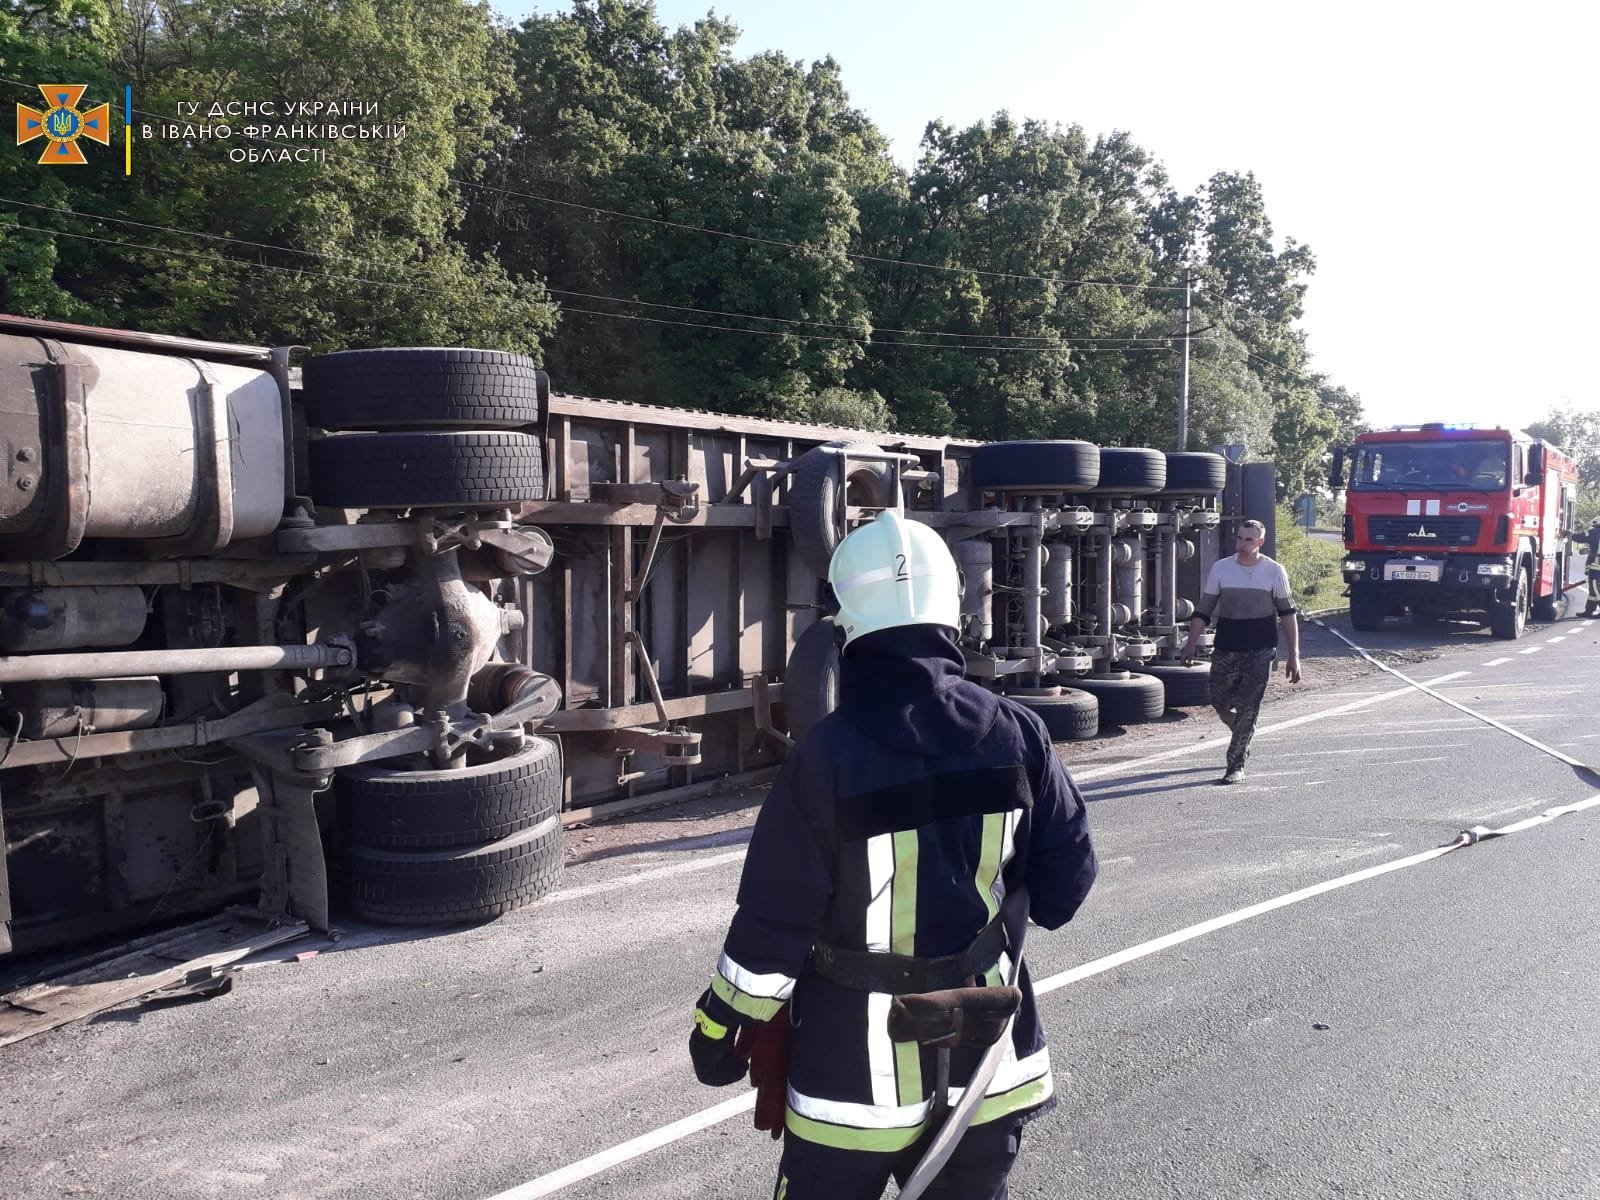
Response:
[1208,647,1277,772]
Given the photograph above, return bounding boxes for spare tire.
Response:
[303,348,547,431]
[310,431,546,509]
[968,440,1099,494]
[336,737,562,849]
[789,441,894,578]
[1068,672,1165,724]
[1161,452,1227,496]
[784,616,841,740]
[1010,688,1098,741]
[1130,661,1211,708]
[1088,448,1166,495]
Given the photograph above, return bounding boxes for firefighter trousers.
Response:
[771,1115,1025,1200]
[1208,647,1276,772]
[1586,562,1600,614]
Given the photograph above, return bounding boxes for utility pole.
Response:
[1177,265,1191,452]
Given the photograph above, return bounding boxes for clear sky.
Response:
[505,0,1597,433]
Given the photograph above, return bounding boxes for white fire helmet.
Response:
[827,510,962,648]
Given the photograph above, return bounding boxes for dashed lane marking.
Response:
[1483,657,1513,666]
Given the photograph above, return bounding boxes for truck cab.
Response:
[1332,424,1578,638]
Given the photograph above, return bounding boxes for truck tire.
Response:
[1067,672,1165,724]
[784,616,841,740]
[336,737,562,849]
[1489,566,1530,639]
[1131,661,1211,707]
[1349,584,1383,632]
[968,440,1100,494]
[309,431,546,509]
[789,441,893,578]
[1160,452,1227,496]
[342,819,562,925]
[1088,448,1166,495]
[1531,556,1565,623]
[303,348,547,431]
[1010,688,1099,741]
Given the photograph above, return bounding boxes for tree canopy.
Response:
[3,0,1368,494]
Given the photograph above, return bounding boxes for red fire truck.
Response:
[1331,424,1580,638]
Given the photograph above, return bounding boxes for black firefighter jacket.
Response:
[700,625,1098,1152]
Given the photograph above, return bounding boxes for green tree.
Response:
[0,0,118,321]
[1526,407,1600,493]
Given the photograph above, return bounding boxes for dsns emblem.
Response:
[16,84,110,165]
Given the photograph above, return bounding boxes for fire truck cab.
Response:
[1331,424,1579,638]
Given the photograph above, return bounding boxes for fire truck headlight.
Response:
[1342,559,1366,573]
[1476,562,1511,576]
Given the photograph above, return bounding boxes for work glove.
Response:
[737,1003,792,1139]
[689,988,749,1087]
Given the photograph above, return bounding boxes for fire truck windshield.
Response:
[1350,440,1510,491]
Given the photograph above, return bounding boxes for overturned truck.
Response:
[0,317,1259,958]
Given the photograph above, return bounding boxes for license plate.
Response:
[1385,562,1441,582]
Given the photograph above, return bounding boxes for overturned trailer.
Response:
[0,317,1260,959]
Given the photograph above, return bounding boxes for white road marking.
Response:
[1071,673,1471,783]
[489,788,1600,1198]
[485,1091,757,1199]
[1031,790,1600,1000]
[1519,646,1544,655]
[1483,657,1513,667]
[542,850,748,905]
[1274,744,1468,758]
[534,669,1481,907]
[1546,636,1566,644]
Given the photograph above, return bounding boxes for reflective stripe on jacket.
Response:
[706,682,1097,1152]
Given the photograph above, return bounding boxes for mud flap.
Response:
[232,731,332,932]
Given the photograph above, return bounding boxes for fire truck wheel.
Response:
[341,818,562,925]
[1489,567,1530,639]
[1067,672,1166,724]
[1131,661,1211,707]
[1087,448,1167,495]
[789,441,893,578]
[1349,587,1384,632]
[968,440,1100,494]
[1531,557,1566,623]
[1159,452,1227,496]
[309,431,545,509]
[783,616,841,740]
[1010,688,1099,740]
[336,737,562,849]
[303,348,547,431]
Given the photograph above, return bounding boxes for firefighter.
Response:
[689,510,1098,1200]
[1582,515,1600,618]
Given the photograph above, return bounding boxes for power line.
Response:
[0,221,1173,356]
[0,198,1181,347]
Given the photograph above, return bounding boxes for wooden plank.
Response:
[0,913,308,1047]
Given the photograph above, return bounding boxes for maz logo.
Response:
[1407,526,1438,539]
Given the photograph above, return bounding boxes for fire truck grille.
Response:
[1367,515,1480,547]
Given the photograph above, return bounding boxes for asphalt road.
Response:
[3,611,1598,1200]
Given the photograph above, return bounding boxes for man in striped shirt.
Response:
[1180,519,1302,784]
